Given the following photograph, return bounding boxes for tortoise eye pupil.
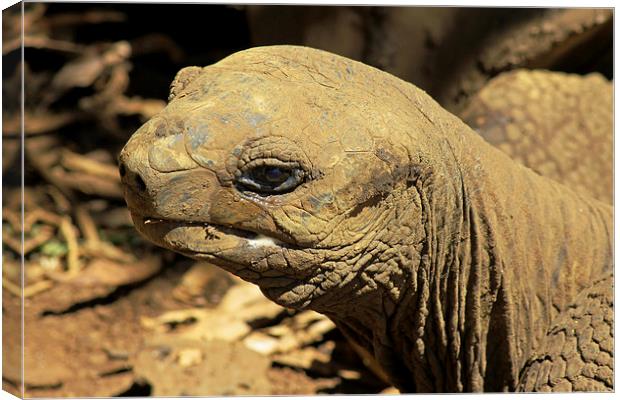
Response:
[237,163,305,195]
[264,166,287,182]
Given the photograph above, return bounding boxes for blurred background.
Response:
[2,3,613,397]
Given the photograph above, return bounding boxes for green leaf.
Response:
[40,240,68,257]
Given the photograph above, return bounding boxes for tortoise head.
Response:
[119,46,458,310]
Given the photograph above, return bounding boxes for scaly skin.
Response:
[460,69,612,204]
[119,46,613,392]
[517,272,613,391]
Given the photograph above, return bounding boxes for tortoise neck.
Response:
[312,108,612,393]
[327,118,613,393]
[440,122,613,391]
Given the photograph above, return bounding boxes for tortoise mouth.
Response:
[129,211,300,255]
[140,216,260,240]
[128,213,328,309]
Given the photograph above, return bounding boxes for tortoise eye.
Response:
[237,163,305,194]
[260,166,291,185]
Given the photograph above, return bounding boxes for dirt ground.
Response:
[2,3,612,397]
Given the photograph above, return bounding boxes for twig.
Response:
[3,110,82,137]
[24,280,55,297]
[81,241,136,264]
[2,208,21,229]
[114,96,166,119]
[23,225,55,254]
[2,35,86,55]
[2,276,54,298]
[60,217,80,273]
[25,138,74,198]
[45,10,126,28]
[2,207,22,254]
[75,205,100,243]
[44,269,79,283]
[23,208,62,232]
[52,169,123,198]
[75,205,136,263]
[2,234,22,254]
[46,185,71,213]
[60,149,120,181]
[2,277,22,297]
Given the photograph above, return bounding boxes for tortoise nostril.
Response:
[135,174,147,192]
[118,157,148,193]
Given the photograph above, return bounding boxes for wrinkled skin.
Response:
[120,46,613,392]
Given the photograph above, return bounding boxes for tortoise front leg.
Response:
[517,273,613,392]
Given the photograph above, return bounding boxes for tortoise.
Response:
[119,46,613,392]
